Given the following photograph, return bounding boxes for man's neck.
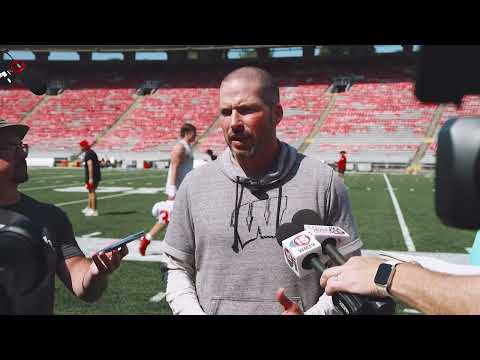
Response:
[235,140,280,178]
[0,184,20,207]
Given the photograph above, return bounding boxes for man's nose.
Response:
[230,110,244,130]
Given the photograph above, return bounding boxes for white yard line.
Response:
[383,173,416,252]
[55,187,165,207]
[29,174,77,181]
[83,232,103,238]
[21,174,164,192]
[149,292,167,303]
[403,308,421,314]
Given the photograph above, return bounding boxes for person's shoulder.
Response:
[190,160,219,178]
[298,155,334,175]
[20,193,68,218]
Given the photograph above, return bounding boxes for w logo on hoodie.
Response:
[230,193,288,253]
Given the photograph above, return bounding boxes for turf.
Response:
[20,168,475,315]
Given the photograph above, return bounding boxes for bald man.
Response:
[161,67,362,315]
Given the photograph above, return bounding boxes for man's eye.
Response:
[221,109,231,116]
[238,106,256,115]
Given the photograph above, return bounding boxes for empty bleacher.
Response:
[0,88,44,123]
[423,95,480,164]
[95,87,220,153]
[305,78,438,164]
[23,84,136,153]
[0,64,449,167]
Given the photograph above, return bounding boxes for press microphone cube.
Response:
[303,225,350,247]
[281,230,323,278]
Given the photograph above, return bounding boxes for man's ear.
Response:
[272,104,283,126]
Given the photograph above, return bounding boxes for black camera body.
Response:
[435,118,480,230]
[0,209,56,313]
[415,46,480,230]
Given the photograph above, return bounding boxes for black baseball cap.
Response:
[0,118,29,139]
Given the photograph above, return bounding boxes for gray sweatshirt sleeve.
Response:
[326,172,363,254]
[161,174,196,266]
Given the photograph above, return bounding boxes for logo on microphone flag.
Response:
[290,234,311,247]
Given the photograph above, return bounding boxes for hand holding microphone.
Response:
[275,209,396,315]
[275,221,371,315]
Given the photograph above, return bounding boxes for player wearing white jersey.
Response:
[139,123,196,256]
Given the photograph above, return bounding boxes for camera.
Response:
[415,46,480,230]
[0,209,55,314]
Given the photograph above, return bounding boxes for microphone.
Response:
[276,223,326,278]
[291,209,397,315]
[276,222,370,315]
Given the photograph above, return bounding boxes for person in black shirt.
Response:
[79,140,101,217]
[0,119,127,314]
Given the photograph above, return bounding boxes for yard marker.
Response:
[383,173,416,252]
[149,292,167,303]
[83,232,102,238]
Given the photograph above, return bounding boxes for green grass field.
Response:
[21,168,475,315]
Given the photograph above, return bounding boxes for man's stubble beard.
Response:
[226,113,274,160]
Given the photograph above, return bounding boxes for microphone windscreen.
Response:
[292,209,322,226]
[275,222,304,246]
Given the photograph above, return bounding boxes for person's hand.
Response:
[91,246,128,275]
[276,288,304,315]
[86,180,95,191]
[320,256,386,297]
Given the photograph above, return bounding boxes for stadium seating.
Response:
[22,86,136,151]
[0,64,447,165]
[96,87,220,152]
[423,95,480,163]
[0,88,44,123]
[305,80,438,163]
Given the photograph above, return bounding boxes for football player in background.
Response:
[138,123,196,256]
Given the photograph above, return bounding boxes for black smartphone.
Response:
[97,231,145,254]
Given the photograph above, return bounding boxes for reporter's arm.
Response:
[320,256,480,315]
[57,247,127,302]
[389,263,480,315]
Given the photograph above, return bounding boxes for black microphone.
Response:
[292,209,348,266]
[276,223,327,274]
[276,222,370,315]
[291,209,397,315]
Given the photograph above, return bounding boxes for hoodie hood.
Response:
[218,141,298,191]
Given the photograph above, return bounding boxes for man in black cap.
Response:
[0,119,128,314]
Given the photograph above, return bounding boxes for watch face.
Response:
[374,263,392,285]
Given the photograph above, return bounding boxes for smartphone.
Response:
[97,231,145,254]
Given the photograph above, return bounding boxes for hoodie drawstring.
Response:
[232,176,245,253]
[231,177,284,253]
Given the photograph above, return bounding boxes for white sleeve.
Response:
[164,254,206,315]
[304,293,343,315]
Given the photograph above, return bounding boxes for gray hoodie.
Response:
[162,141,362,315]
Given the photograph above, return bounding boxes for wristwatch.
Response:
[374,260,399,297]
